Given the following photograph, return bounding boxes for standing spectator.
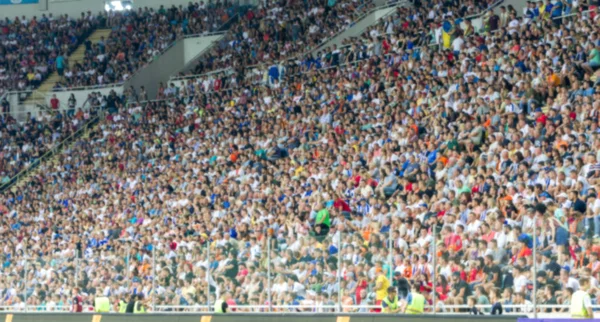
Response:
[68,94,77,117]
[374,264,390,313]
[50,94,60,111]
[56,52,66,80]
[570,277,594,318]
[1,97,8,113]
[72,288,83,313]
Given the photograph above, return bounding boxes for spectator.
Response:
[50,94,60,110]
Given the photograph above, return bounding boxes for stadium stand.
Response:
[185,0,376,77]
[53,2,239,89]
[0,12,100,94]
[2,0,600,316]
[0,100,101,189]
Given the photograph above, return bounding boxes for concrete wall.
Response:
[121,33,222,99]
[0,0,194,19]
[503,0,528,16]
[183,35,223,66]
[49,86,123,110]
[5,85,122,121]
[123,38,185,99]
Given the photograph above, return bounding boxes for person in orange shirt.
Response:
[229,151,239,163]
[587,252,600,275]
[546,68,561,87]
[517,240,532,259]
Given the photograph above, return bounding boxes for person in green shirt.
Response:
[475,286,491,313]
[457,180,471,195]
[314,208,331,237]
[583,43,600,74]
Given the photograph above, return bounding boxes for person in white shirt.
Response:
[513,291,533,313]
[452,36,464,53]
[503,97,521,114]
[513,266,529,293]
[46,295,58,311]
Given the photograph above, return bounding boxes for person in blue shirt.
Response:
[544,0,554,19]
[551,0,563,19]
[55,53,66,79]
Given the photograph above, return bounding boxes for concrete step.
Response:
[87,29,112,44]
[9,118,100,191]
[67,29,112,68]
[23,29,115,106]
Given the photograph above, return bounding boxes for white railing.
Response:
[244,0,407,69]
[170,67,234,82]
[0,304,596,316]
[50,82,126,92]
[308,0,405,53]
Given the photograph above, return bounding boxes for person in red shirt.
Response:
[534,107,547,125]
[481,222,496,243]
[355,277,368,304]
[50,94,59,110]
[72,287,83,312]
[334,197,351,215]
[443,226,463,252]
[213,78,222,91]
[382,37,391,54]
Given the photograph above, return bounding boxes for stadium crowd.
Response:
[3,0,600,316]
[0,12,100,94]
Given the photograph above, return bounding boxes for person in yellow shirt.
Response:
[570,277,594,319]
[374,263,390,312]
[381,287,401,313]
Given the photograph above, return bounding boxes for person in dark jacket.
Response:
[125,294,136,313]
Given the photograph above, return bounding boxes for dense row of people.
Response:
[0,88,123,190]
[48,0,377,90]
[0,1,257,93]
[3,0,600,317]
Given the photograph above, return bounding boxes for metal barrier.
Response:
[0,304,594,316]
[1,4,597,318]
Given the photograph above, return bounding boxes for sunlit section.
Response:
[104,0,132,11]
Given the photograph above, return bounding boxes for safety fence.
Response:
[2,226,593,316]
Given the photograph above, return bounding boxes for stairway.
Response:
[23,29,113,109]
[4,113,102,193]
